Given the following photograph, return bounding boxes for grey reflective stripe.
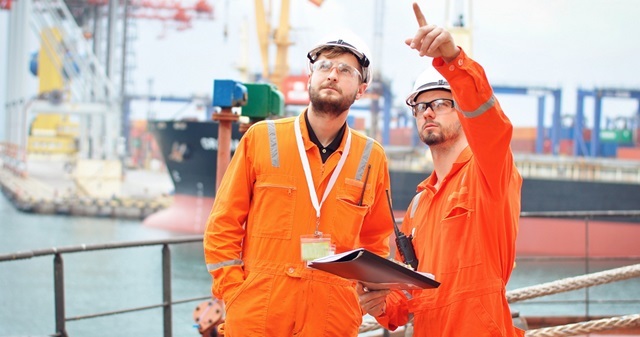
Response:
[206,259,243,271]
[355,137,374,180]
[409,191,423,219]
[403,290,414,322]
[462,94,496,118]
[267,120,279,168]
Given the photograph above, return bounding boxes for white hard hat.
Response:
[405,67,451,106]
[306,34,372,84]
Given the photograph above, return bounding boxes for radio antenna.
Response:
[385,189,419,270]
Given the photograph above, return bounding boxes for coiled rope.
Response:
[525,314,640,337]
[506,263,640,303]
[358,263,640,335]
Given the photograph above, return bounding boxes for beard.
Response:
[309,83,358,118]
[419,119,463,146]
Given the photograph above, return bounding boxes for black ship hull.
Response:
[145,120,640,257]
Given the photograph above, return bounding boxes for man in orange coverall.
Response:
[203,32,395,336]
[358,3,525,337]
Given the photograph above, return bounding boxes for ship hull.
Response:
[144,194,214,233]
[146,120,640,257]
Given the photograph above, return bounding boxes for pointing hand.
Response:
[405,2,460,63]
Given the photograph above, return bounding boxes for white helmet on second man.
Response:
[405,67,451,106]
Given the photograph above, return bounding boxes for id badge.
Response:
[300,234,334,261]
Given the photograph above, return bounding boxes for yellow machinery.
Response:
[253,0,323,91]
[27,27,80,158]
[27,114,79,156]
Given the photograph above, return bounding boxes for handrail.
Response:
[0,236,203,337]
[520,210,640,218]
[0,235,202,262]
[1,211,639,337]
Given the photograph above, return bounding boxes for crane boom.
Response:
[254,0,270,82]
[254,0,319,91]
[272,0,290,90]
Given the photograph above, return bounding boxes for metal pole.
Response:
[592,91,603,157]
[212,108,239,190]
[120,0,131,156]
[162,244,173,337]
[551,89,562,155]
[54,254,68,337]
[575,89,586,156]
[535,95,545,154]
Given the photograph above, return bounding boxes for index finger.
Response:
[413,2,428,26]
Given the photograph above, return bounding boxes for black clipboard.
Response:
[308,248,440,290]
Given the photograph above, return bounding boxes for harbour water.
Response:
[1,193,639,337]
[0,194,210,337]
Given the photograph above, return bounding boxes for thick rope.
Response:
[359,263,640,335]
[525,313,640,337]
[506,263,640,303]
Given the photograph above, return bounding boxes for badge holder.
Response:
[300,234,334,263]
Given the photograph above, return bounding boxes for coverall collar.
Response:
[417,145,472,192]
[300,109,348,153]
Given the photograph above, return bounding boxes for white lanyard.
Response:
[294,114,351,236]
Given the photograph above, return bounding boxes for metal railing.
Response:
[1,210,639,337]
[514,154,640,184]
[0,236,205,337]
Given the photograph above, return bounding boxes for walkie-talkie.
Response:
[385,190,419,270]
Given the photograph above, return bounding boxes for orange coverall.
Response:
[204,110,394,336]
[376,49,525,337]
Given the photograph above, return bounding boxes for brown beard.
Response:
[420,119,463,146]
[309,83,358,118]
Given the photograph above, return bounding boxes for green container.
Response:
[600,129,633,143]
[241,83,284,119]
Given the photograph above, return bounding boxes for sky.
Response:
[2,0,640,129]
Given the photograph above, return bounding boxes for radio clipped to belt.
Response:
[386,189,419,270]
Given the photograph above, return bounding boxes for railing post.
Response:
[54,253,68,337]
[162,244,172,337]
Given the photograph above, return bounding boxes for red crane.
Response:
[129,0,215,37]
[0,0,12,10]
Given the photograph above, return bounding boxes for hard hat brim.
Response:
[405,82,451,106]
[306,39,371,84]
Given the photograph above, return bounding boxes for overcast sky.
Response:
[2,0,640,127]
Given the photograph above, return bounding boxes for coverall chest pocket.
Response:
[249,174,297,239]
[438,198,481,274]
[330,179,369,248]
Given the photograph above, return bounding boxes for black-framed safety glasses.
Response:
[409,98,455,118]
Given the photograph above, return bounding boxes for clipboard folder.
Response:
[308,248,440,290]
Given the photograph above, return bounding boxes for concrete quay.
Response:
[0,158,175,220]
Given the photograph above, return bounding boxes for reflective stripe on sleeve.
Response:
[461,94,496,118]
[403,290,414,322]
[409,191,423,219]
[267,120,279,168]
[206,259,244,272]
[354,138,373,181]
[402,290,413,300]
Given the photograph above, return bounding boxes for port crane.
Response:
[253,0,324,90]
